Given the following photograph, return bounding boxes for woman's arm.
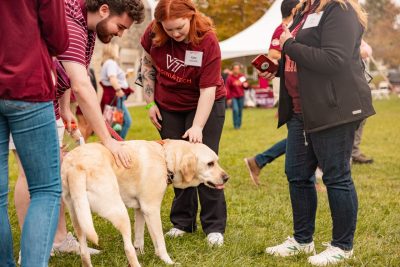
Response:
[283,4,361,74]
[182,86,216,143]
[141,50,162,129]
[62,61,132,168]
[109,75,125,98]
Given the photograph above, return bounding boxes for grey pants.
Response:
[352,119,367,157]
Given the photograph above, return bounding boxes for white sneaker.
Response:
[207,232,224,247]
[265,236,316,257]
[165,228,186,238]
[51,232,100,256]
[308,243,353,266]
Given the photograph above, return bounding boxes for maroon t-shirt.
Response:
[225,74,246,99]
[0,0,69,101]
[269,24,284,52]
[284,5,318,114]
[55,0,97,119]
[141,24,226,111]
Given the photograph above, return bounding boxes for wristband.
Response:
[145,101,156,110]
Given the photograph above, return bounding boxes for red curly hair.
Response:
[152,0,215,47]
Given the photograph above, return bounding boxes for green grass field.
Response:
[7,97,400,266]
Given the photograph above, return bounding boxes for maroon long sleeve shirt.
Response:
[0,0,69,101]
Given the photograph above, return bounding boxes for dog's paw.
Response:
[134,245,144,255]
[160,255,174,265]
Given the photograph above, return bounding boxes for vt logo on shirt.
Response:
[166,54,185,73]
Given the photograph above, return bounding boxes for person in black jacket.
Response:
[261,0,375,266]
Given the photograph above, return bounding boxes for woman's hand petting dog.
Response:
[103,138,132,168]
[182,125,203,143]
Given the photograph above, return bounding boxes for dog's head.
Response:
[164,140,229,189]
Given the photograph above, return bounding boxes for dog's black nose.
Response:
[222,173,229,183]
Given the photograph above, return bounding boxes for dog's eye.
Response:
[207,161,214,167]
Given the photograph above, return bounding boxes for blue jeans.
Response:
[232,97,244,129]
[255,139,286,168]
[0,100,61,267]
[285,114,359,250]
[118,97,132,139]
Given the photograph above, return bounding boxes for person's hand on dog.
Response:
[103,138,132,168]
[148,105,162,130]
[182,125,203,143]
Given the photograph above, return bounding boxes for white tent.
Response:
[219,0,283,60]
[145,0,157,18]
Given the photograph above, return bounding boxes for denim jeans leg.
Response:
[310,121,360,250]
[237,96,244,128]
[255,138,287,168]
[4,100,61,267]
[232,98,239,128]
[120,99,132,139]
[0,107,15,267]
[285,115,318,244]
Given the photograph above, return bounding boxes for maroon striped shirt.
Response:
[54,0,97,119]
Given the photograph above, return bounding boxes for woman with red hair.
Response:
[140,0,227,246]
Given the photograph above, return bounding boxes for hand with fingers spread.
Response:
[148,104,162,130]
[182,125,203,143]
[102,138,132,169]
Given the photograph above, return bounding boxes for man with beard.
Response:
[58,0,144,152]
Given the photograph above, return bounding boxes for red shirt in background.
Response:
[0,0,69,102]
[226,74,246,99]
[141,24,226,112]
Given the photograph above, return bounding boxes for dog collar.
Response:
[154,140,174,184]
[167,170,174,185]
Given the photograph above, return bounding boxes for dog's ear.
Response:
[180,152,197,183]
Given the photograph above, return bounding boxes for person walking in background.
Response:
[260,0,375,265]
[352,40,374,164]
[140,0,227,246]
[226,63,248,129]
[244,0,299,185]
[0,1,69,266]
[100,43,134,139]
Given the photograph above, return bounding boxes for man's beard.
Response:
[96,18,114,44]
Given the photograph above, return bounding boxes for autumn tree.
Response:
[197,0,273,41]
[363,0,400,67]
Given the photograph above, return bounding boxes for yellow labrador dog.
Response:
[61,139,229,267]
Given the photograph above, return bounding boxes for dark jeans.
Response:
[255,139,286,168]
[158,99,227,234]
[285,114,359,250]
[232,97,244,129]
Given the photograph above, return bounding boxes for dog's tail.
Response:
[66,166,99,245]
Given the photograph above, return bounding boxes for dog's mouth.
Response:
[205,181,225,190]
